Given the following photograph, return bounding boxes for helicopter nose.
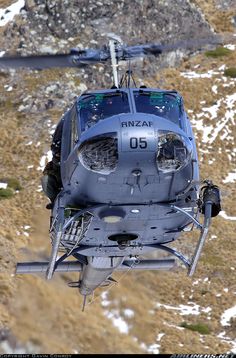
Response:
[119,117,193,173]
[115,117,157,173]
[77,114,192,175]
[120,118,156,152]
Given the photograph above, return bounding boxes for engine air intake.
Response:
[78,134,118,174]
[156,130,192,173]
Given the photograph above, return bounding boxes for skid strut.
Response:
[189,180,221,275]
[188,201,212,276]
[169,201,213,276]
[46,205,65,280]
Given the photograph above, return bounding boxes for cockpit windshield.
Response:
[134,91,182,126]
[78,91,130,131]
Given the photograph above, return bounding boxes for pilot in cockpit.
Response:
[83,108,101,130]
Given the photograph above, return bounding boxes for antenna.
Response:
[82,295,87,312]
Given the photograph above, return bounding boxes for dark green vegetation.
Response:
[2,178,22,191]
[180,322,211,334]
[224,67,236,78]
[0,177,22,200]
[0,187,14,200]
[205,47,232,58]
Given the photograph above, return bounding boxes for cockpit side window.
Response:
[134,91,182,127]
[77,91,130,131]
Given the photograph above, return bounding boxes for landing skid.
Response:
[16,200,213,277]
[16,181,221,297]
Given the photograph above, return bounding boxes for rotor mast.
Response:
[109,39,119,88]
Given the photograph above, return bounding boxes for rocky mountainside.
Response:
[0,0,235,354]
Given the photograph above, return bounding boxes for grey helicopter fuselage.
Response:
[10,39,220,303]
[52,87,199,259]
[17,85,220,300]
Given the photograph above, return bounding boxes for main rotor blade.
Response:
[121,44,163,59]
[159,36,222,52]
[0,53,85,69]
[0,49,109,70]
[0,36,223,70]
[122,36,222,59]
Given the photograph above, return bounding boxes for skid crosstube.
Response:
[16,258,176,274]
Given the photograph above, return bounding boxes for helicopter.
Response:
[0,37,221,310]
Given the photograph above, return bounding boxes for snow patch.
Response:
[123,308,134,318]
[191,93,236,144]
[217,331,236,354]
[37,150,53,171]
[4,85,13,92]
[0,0,25,27]
[221,305,236,326]
[224,44,235,51]
[144,333,165,354]
[101,292,133,334]
[219,211,236,221]
[180,70,220,79]
[209,234,217,241]
[192,277,210,286]
[218,64,226,71]
[0,340,39,354]
[146,343,160,354]
[223,171,236,183]
[104,309,130,334]
[0,183,8,189]
[165,321,184,330]
[100,291,111,308]
[212,85,218,94]
[202,306,212,314]
[157,301,212,317]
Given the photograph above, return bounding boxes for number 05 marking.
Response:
[130,137,147,149]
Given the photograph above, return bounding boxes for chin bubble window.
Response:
[156,131,192,173]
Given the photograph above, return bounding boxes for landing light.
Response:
[102,215,123,223]
[131,209,140,214]
[99,208,126,223]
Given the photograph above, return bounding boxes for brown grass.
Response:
[0,0,14,8]
[192,0,235,33]
[0,4,235,354]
